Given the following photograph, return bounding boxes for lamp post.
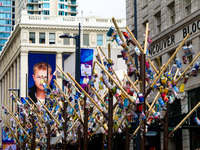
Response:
[59,23,81,83]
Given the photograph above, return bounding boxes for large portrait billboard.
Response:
[28,53,56,103]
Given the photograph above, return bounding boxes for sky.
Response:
[77,0,126,18]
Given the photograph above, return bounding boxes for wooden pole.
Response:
[144,33,190,98]
[66,72,107,118]
[78,125,82,150]
[62,102,67,150]
[175,52,200,83]
[84,86,88,150]
[96,61,136,105]
[108,43,113,150]
[112,17,141,80]
[3,102,31,139]
[163,103,169,150]
[53,79,82,123]
[169,101,200,138]
[1,117,23,148]
[31,115,36,150]
[125,125,130,150]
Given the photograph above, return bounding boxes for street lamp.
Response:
[59,23,81,84]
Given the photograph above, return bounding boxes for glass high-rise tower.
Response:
[0,0,78,51]
[0,0,15,51]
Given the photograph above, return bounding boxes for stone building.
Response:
[126,0,200,149]
[0,10,126,148]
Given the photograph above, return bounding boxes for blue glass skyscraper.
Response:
[0,0,14,51]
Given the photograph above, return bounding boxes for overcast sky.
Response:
[77,0,126,18]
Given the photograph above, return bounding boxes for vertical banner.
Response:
[80,48,94,88]
[28,53,56,103]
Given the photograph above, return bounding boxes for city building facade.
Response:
[0,10,126,148]
[126,0,200,149]
[0,0,78,52]
[0,0,15,51]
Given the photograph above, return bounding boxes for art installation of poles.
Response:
[1,17,200,150]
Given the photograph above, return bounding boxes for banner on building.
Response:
[80,48,94,88]
[28,53,56,102]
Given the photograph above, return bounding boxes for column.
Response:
[56,52,63,89]
[20,52,28,97]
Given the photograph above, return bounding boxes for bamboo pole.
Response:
[112,17,140,79]
[90,118,106,137]
[144,33,190,98]
[36,98,60,125]
[125,26,144,54]
[96,61,136,105]
[96,46,104,66]
[124,73,139,93]
[91,87,108,109]
[98,46,122,86]
[114,103,134,134]
[174,68,179,81]
[147,58,159,74]
[66,72,106,116]
[143,23,149,54]
[175,52,200,83]
[3,102,31,139]
[78,101,84,123]
[169,101,200,138]
[41,75,63,109]
[21,97,45,123]
[1,117,23,148]
[130,92,160,140]
[53,79,82,122]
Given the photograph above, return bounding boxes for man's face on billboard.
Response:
[32,69,52,91]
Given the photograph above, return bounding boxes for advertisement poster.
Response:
[80,48,94,88]
[3,144,16,150]
[2,128,16,150]
[28,53,56,103]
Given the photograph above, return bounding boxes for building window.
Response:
[106,36,113,47]
[71,6,76,12]
[28,4,34,10]
[58,11,64,16]
[0,26,11,31]
[58,3,64,9]
[0,13,11,18]
[0,33,10,38]
[168,2,175,25]
[0,39,7,45]
[0,20,11,25]
[71,0,76,4]
[71,14,76,16]
[185,0,191,16]
[83,34,89,46]
[29,32,35,43]
[43,10,49,15]
[65,12,68,16]
[49,33,55,44]
[63,33,70,45]
[97,35,103,46]
[59,0,64,2]
[155,11,161,33]
[43,3,50,9]
[39,33,45,44]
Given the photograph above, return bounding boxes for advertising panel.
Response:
[28,53,56,103]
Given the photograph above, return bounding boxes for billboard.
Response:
[28,53,56,103]
[80,48,94,88]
